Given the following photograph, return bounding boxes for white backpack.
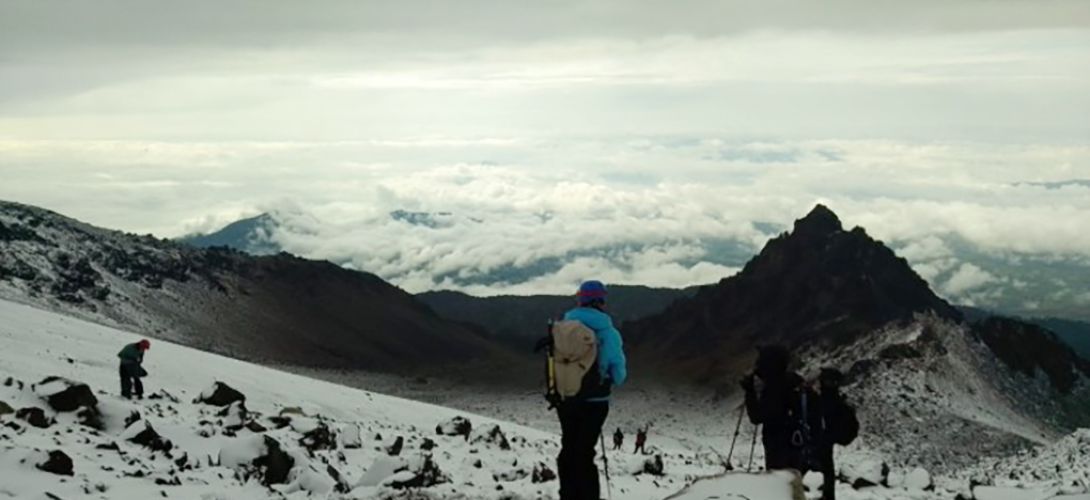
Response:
[549,320,598,399]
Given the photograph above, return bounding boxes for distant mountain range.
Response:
[416,285,698,348]
[179,209,1090,323]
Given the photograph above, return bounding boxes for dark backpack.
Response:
[825,398,859,446]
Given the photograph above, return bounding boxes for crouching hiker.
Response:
[118,339,150,399]
[541,280,627,500]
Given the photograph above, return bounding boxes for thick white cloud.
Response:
[940,263,999,296]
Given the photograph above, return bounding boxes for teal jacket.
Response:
[118,343,144,365]
[564,306,627,402]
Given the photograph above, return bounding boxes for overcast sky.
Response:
[1,0,1088,292]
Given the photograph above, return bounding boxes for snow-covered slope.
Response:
[0,299,723,499]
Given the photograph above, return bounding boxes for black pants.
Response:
[119,363,143,398]
[557,400,609,500]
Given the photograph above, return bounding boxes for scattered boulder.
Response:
[327,464,351,494]
[357,456,409,487]
[385,436,405,456]
[35,450,74,476]
[300,423,337,453]
[340,424,362,449]
[76,406,104,430]
[494,467,529,482]
[123,411,141,429]
[420,438,436,451]
[904,467,933,491]
[640,454,665,476]
[36,377,98,412]
[436,416,472,439]
[194,382,245,407]
[253,436,294,486]
[246,420,268,433]
[125,422,174,453]
[147,390,180,403]
[842,459,889,489]
[469,425,510,450]
[16,407,52,429]
[389,454,449,489]
[279,406,306,417]
[217,401,248,430]
[532,463,557,483]
[0,400,13,416]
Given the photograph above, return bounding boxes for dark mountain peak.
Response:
[627,205,961,384]
[793,203,843,238]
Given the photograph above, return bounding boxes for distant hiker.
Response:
[549,280,628,500]
[118,339,150,399]
[634,427,647,454]
[613,428,624,450]
[810,368,859,500]
[741,345,807,471]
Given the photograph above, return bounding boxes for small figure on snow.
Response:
[612,428,623,450]
[118,339,150,399]
[634,427,648,454]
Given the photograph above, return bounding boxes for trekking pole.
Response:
[600,434,613,500]
[746,423,760,472]
[725,405,746,470]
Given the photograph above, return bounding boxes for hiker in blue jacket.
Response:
[557,280,627,500]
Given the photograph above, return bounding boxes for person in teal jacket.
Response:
[556,280,627,500]
[118,339,150,399]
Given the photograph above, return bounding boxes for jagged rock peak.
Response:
[793,204,843,237]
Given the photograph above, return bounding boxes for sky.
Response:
[1,0,1088,296]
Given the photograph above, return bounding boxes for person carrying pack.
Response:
[118,339,150,399]
[543,280,627,500]
[742,346,859,500]
[741,345,807,471]
[810,368,859,500]
[612,428,623,450]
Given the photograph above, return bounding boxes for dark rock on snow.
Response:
[435,416,472,439]
[641,455,665,476]
[299,423,337,452]
[470,425,511,451]
[389,455,449,489]
[194,382,246,407]
[16,407,52,429]
[38,377,98,412]
[35,450,74,476]
[385,436,405,456]
[254,436,294,486]
[128,422,174,453]
[532,462,557,483]
[0,400,13,416]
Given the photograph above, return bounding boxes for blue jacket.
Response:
[564,306,627,402]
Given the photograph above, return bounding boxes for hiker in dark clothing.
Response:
[741,345,807,470]
[118,339,150,399]
[742,347,859,500]
[613,428,623,450]
[634,427,647,454]
[556,280,627,500]
[810,368,859,500]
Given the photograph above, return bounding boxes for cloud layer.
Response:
[1,1,1088,314]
